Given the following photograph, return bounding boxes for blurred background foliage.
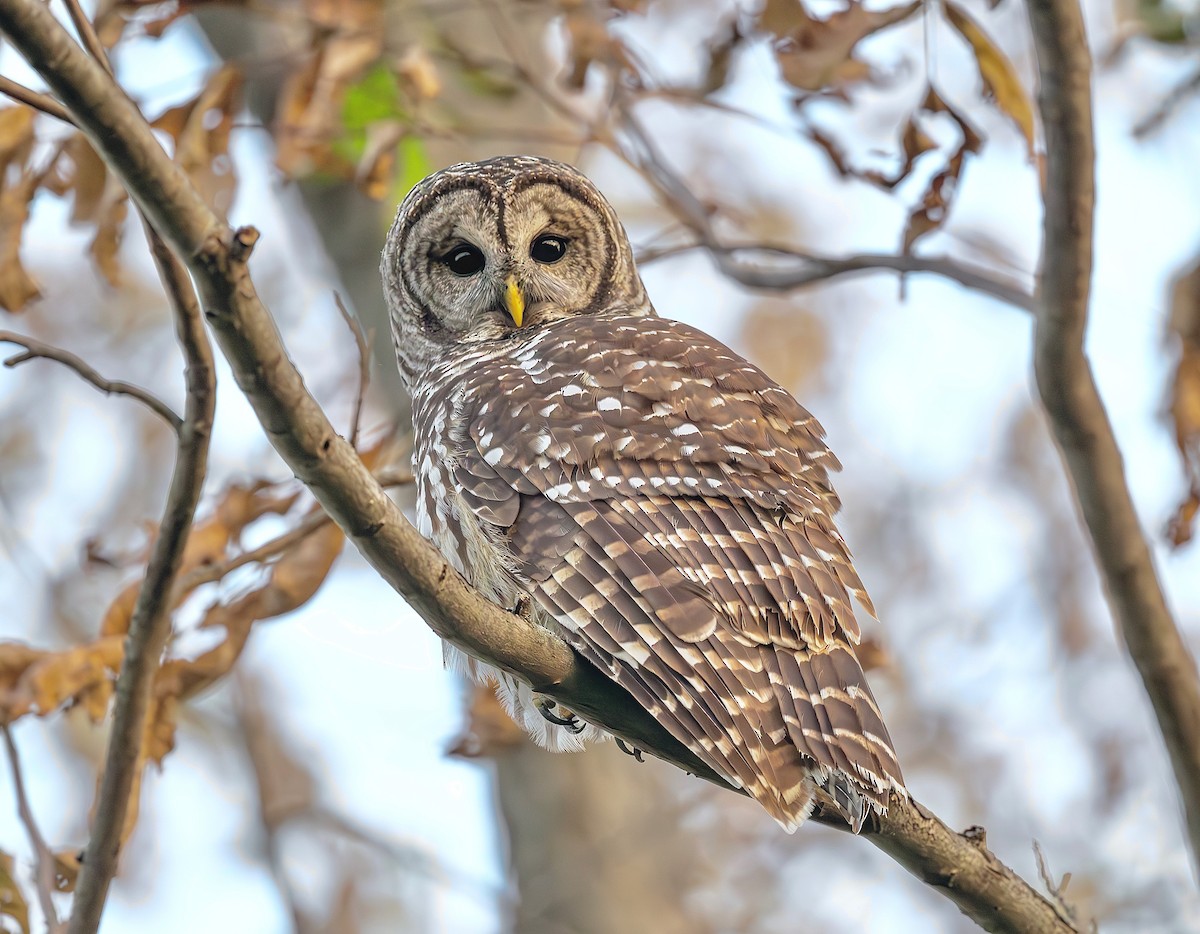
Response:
[2,0,1200,930]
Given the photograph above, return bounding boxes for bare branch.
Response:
[1027,0,1200,874]
[0,330,182,430]
[637,241,1035,312]
[65,230,216,933]
[1133,65,1200,139]
[0,73,74,122]
[61,0,111,75]
[333,292,371,448]
[616,108,1034,313]
[2,725,64,934]
[0,1,1080,929]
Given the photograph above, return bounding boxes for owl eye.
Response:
[442,244,485,276]
[530,235,568,264]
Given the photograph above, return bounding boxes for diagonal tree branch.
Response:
[0,2,1078,930]
[1026,0,1200,876]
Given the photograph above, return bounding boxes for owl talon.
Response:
[536,697,585,734]
[507,594,531,617]
[616,738,644,762]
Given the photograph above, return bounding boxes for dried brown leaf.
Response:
[99,580,141,638]
[901,87,982,253]
[89,185,129,288]
[765,0,922,92]
[177,65,242,216]
[0,850,29,934]
[395,45,441,103]
[62,133,107,224]
[0,172,41,312]
[159,518,345,704]
[0,107,34,176]
[943,2,1035,156]
[0,644,46,698]
[51,849,80,894]
[1,636,124,722]
[1166,258,1200,547]
[448,682,527,757]
[272,0,384,179]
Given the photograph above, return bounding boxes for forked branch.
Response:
[1027,0,1200,874]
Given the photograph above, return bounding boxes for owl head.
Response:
[381,156,653,388]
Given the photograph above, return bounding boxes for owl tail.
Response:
[759,641,906,833]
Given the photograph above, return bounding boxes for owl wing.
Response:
[452,314,903,828]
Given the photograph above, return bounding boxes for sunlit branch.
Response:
[1027,0,1200,879]
[0,330,182,430]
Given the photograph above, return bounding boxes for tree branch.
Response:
[637,241,1035,312]
[64,232,216,934]
[0,330,183,430]
[616,108,1036,314]
[2,725,64,934]
[1027,0,1200,874]
[0,73,74,122]
[0,1,1078,929]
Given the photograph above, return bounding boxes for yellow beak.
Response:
[504,275,525,328]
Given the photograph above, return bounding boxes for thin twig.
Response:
[1133,65,1200,139]
[1027,0,1200,876]
[636,240,1035,312]
[61,0,112,74]
[0,1,1080,928]
[65,228,216,933]
[615,106,1035,313]
[0,73,74,122]
[2,725,64,934]
[0,330,182,430]
[176,469,412,595]
[179,509,330,594]
[333,292,371,449]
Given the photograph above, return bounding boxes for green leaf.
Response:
[394,136,432,202]
[334,64,406,164]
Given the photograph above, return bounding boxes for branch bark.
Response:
[0,2,1077,930]
[1027,0,1200,874]
[63,227,216,934]
[636,242,1035,312]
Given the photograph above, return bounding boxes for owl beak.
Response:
[504,275,525,327]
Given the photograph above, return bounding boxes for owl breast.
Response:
[410,356,608,753]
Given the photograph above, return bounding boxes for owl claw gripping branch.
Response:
[382,155,906,832]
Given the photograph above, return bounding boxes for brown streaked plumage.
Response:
[381,155,905,830]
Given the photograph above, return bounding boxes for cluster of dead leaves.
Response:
[0,56,242,313]
[0,472,356,853]
[758,0,1035,253]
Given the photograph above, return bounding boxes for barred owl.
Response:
[381,155,904,830]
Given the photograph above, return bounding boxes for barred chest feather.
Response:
[410,347,607,753]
